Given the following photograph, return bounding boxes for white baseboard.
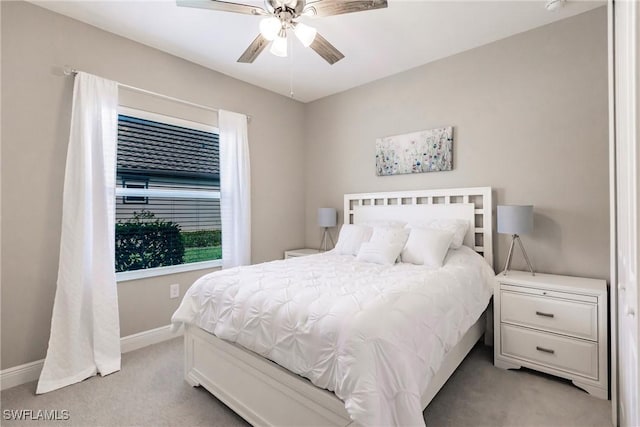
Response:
[120,324,182,354]
[0,360,45,392]
[0,324,183,391]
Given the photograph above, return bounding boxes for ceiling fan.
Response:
[176,0,388,65]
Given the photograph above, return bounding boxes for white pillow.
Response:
[410,219,469,249]
[356,227,410,265]
[369,226,410,246]
[334,224,373,255]
[401,227,455,267]
[357,241,403,265]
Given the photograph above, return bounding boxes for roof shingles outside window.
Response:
[117,115,219,180]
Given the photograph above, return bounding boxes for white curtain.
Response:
[37,72,121,394]
[219,110,251,268]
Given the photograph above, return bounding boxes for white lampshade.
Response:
[294,23,317,47]
[497,205,534,235]
[270,34,288,57]
[259,17,281,41]
[318,208,337,228]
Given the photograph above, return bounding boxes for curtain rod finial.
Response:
[63,65,77,76]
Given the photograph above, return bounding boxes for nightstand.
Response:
[284,248,320,259]
[494,271,608,399]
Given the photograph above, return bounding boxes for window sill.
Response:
[116,259,222,282]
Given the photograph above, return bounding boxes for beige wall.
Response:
[304,8,609,280]
[0,3,609,370]
[0,1,306,369]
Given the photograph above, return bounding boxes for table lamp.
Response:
[318,208,337,252]
[497,205,535,276]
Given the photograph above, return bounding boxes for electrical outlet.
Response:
[170,283,180,299]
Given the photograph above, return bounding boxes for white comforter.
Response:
[171,246,495,426]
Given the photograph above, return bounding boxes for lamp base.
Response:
[319,228,335,252]
[502,234,535,276]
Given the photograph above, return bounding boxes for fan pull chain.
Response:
[289,34,295,99]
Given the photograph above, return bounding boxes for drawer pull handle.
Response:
[535,311,555,318]
[536,346,555,354]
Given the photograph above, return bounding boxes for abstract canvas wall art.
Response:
[375,126,453,176]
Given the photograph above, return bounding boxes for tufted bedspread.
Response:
[171,246,494,426]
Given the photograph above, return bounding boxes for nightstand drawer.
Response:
[501,324,598,380]
[501,290,597,341]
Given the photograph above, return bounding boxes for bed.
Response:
[172,187,494,426]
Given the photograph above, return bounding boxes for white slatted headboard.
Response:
[344,187,493,267]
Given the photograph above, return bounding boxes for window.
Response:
[115,107,222,281]
[121,177,149,204]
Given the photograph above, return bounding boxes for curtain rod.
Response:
[62,66,251,121]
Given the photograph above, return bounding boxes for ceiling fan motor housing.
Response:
[267,0,304,16]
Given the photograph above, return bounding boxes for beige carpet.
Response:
[0,338,612,426]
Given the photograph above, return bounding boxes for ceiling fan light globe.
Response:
[270,35,288,57]
[259,17,281,41]
[294,22,317,47]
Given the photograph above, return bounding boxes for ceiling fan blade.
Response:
[302,0,387,17]
[237,34,270,63]
[309,33,344,65]
[177,0,268,15]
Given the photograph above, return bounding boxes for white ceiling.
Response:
[31,0,604,102]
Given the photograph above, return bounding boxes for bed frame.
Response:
[184,186,493,426]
